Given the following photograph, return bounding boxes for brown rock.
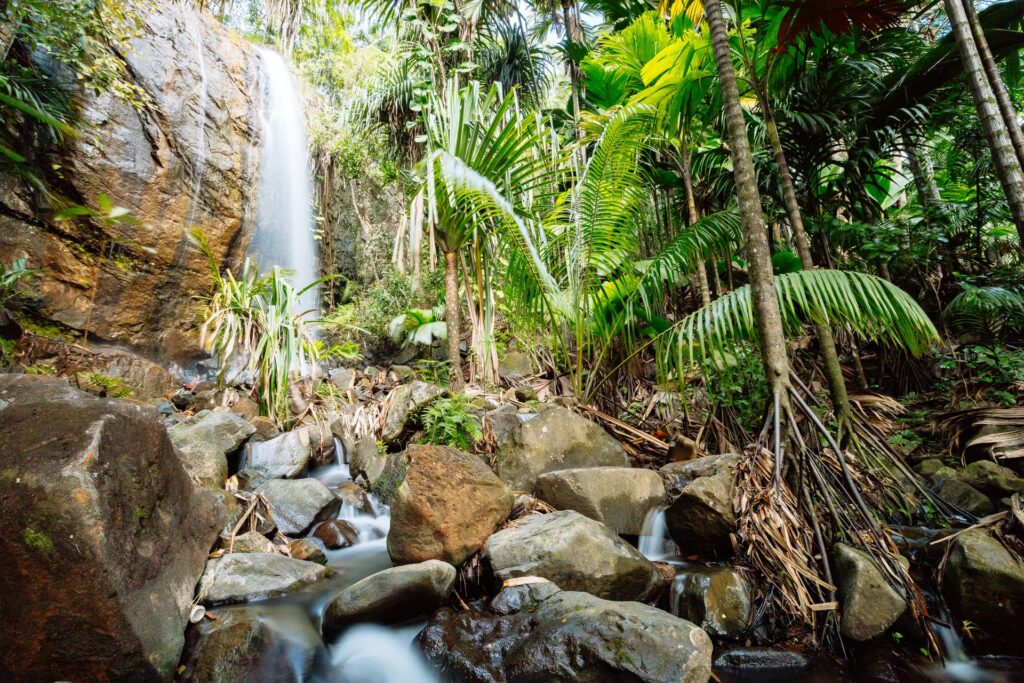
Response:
[313,519,360,549]
[387,445,515,566]
[0,375,222,681]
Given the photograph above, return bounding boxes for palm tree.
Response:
[943,0,1024,246]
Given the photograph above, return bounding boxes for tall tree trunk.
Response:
[944,0,1024,245]
[444,250,464,391]
[964,0,1024,170]
[680,145,712,307]
[705,0,790,394]
[561,0,582,134]
[758,89,851,427]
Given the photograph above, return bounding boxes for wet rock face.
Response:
[322,560,456,636]
[495,407,629,492]
[833,543,907,641]
[417,583,713,683]
[534,467,665,535]
[482,510,665,602]
[0,1,261,357]
[180,606,320,683]
[0,375,222,681]
[943,529,1024,648]
[671,566,752,638]
[387,444,514,566]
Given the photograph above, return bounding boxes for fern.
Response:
[419,394,483,451]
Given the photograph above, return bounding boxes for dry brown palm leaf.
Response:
[934,406,1024,464]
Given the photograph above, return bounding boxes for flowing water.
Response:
[219,444,436,682]
[638,506,676,561]
[250,48,320,314]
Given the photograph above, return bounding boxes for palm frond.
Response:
[942,285,1024,337]
[658,269,940,372]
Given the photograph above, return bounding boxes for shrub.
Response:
[419,394,482,451]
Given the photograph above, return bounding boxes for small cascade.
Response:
[638,507,675,561]
[250,47,320,314]
[328,624,438,682]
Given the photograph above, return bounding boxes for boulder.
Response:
[671,566,752,638]
[350,434,387,485]
[256,479,340,535]
[957,460,1024,497]
[245,428,311,478]
[197,553,333,605]
[323,560,457,636]
[328,367,356,390]
[713,647,809,673]
[313,519,360,549]
[664,455,739,558]
[833,543,906,641]
[387,445,514,566]
[661,453,740,492]
[495,407,629,492]
[942,529,1024,646]
[0,375,222,681]
[534,467,665,535]
[169,410,256,488]
[914,458,948,478]
[381,381,446,442]
[932,476,993,516]
[226,530,277,554]
[286,538,327,565]
[180,606,319,683]
[482,510,664,601]
[417,582,712,683]
[498,351,533,377]
[484,408,523,444]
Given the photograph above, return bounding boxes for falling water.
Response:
[638,507,675,561]
[250,47,320,314]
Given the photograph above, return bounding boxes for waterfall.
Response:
[250,47,320,314]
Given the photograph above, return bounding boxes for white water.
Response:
[638,507,675,561]
[251,47,320,314]
[328,624,438,683]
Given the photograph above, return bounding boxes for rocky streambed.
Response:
[2,368,1024,682]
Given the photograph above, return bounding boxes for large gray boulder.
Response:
[323,560,456,636]
[931,476,993,516]
[671,566,752,639]
[381,381,446,442]
[169,410,256,488]
[664,454,739,558]
[495,407,629,492]
[180,606,320,683]
[482,510,664,601]
[245,428,311,478]
[535,467,665,535]
[943,529,1024,647]
[197,553,333,605]
[256,479,341,535]
[0,375,223,681]
[387,445,515,566]
[833,543,907,641]
[417,582,712,683]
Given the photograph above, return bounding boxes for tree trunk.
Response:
[680,145,712,307]
[444,250,464,391]
[704,0,790,394]
[562,0,582,134]
[964,0,1024,170]
[759,93,851,425]
[944,0,1024,245]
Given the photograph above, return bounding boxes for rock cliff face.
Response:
[0,2,261,358]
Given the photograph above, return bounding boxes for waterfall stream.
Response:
[250,47,320,314]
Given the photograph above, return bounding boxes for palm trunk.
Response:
[444,250,464,391]
[758,91,851,426]
[680,146,712,307]
[561,0,582,134]
[705,0,789,394]
[964,0,1024,170]
[944,0,1024,245]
